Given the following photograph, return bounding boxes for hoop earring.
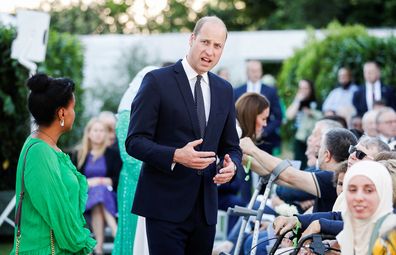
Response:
[60,119,65,127]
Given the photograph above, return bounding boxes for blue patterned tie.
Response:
[194,75,206,137]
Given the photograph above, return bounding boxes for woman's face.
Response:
[255,108,270,137]
[298,80,312,99]
[346,175,380,220]
[88,121,107,146]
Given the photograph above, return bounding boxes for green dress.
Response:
[10,136,96,255]
[112,110,142,255]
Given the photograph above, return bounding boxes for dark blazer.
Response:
[74,147,122,192]
[234,83,282,152]
[125,60,242,225]
[352,82,396,117]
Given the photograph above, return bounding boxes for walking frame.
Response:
[222,159,292,255]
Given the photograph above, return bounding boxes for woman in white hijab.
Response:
[112,66,158,255]
[337,160,396,255]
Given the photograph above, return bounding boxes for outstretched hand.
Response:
[213,154,236,184]
[173,139,216,170]
[240,137,257,155]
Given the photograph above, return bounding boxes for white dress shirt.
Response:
[365,80,381,110]
[182,57,210,123]
[247,80,262,94]
[322,84,358,112]
[171,58,211,170]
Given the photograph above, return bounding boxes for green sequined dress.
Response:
[112,110,142,255]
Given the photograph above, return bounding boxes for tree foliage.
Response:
[88,44,158,113]
[278,22,396,107]
[0,26,30,190]
[0,27,84,190]
[41,0,396,34]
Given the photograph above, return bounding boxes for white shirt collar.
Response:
[365,80,381,91]
[247,80,262,94]
[182,57,209,84]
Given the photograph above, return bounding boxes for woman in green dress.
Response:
[112,66,158,255]
[10,74,96,255]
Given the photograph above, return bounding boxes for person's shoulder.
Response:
[261,83,278,94]
[379,213,396,236]
[26,138,54,155]
[234,83,247,93]
[314,170,334,179]
[382,83,395,92]
[209,72,233,90]
[355,84,365,92]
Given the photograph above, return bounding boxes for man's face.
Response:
[362,113,378,137]
[246,61,263,83]
[377,111,396,138]
[306,123,323,166]
[338,68,351,86]
[347,143,376,168]
[363,63,381,84]
[316,136,328,169]
[187,21,227,74]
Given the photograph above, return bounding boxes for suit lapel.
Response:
[173,61,201,139]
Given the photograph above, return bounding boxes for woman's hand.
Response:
[240,137,257,155]
[273,215,298,235]
[301,220,321,238]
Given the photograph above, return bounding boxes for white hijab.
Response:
[117,65,159,113]
[337,161,393,255]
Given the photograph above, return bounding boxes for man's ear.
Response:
[189,33,195,47]
[325,150,332,163]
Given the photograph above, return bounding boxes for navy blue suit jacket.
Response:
[352,82,396,116]
[234,84,282,152]
[125,61,242,225]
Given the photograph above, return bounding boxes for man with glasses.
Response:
[376,107,396,147]
[348,136,390,168]
[273,136,390,238]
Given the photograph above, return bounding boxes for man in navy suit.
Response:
[125,16,242,255]
[352,61,396,117]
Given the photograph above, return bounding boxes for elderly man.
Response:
[376,107,396,147]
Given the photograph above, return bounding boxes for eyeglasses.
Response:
[348,145,367,160]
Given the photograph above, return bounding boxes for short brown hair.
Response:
[192,16,228,38]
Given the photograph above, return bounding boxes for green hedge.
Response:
[278,22,396,106]
[0,27,84,190]
[277,22,396,141]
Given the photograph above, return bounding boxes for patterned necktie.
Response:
[194,75,206,137]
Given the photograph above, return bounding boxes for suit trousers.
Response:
[145,177,216,255]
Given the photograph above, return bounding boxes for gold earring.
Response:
[60,119,65,127]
